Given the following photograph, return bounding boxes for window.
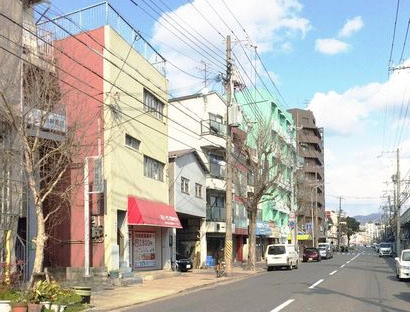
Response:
[181,177,189,194]
[144,156,164,181]
[143,89,164,120]
[125,134,140,150]
[195,183,202,198]
[209,113,223,123]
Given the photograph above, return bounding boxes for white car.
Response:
[395,249,410,280]
[265,244,299,271]
[317,242,334,259]
[378,242,393,257]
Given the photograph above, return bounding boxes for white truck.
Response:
[395,249,410,280]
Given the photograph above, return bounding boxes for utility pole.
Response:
[337,197,342,248]
[396,148,401,255]
[200,60,209,88]
[224,35,233,276]
[290,165,297,247]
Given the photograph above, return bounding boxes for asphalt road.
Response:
[121,248,410,312]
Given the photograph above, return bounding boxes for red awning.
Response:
[127,196,182,228]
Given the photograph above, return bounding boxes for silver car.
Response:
[378,242,393,257]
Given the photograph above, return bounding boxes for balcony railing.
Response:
[206,205,226,222]
[209,162,226,179]
[26,109,67,133]
[201,119,226,137]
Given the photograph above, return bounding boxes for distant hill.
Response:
[353,213,382,225]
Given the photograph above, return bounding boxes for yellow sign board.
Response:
[287,234,312,241]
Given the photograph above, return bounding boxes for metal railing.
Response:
[201,119,226,137]
[37,2,166,75]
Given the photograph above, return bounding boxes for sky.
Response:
[46,0,410,218]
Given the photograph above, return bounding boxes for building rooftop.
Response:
[37,1,166,75]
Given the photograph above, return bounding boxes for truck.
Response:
[395,249,410,280]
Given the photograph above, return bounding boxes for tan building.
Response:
[288,109,325,247]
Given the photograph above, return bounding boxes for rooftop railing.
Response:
[37,1,166,76]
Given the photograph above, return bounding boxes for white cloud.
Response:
[308,60,410,215]
[338,16,364,38]
[151,0,310,95]
[307,59,410,136]
[315,38,350,55]
[314,16,362,56]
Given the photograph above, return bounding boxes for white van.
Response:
[265,244,299,271]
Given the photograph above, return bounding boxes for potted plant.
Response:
[9,291,30,312]
[52,288,81,312]
[0,261,25,312]
[0,287,20,312]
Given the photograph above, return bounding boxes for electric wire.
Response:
[399,18,410,63]
[389,0,401,70]
[146,0,225,62]
[1,17,263,176]
[128,0,226,72]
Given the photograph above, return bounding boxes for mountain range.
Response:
[353,213,383,225]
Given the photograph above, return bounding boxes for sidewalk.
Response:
[88,263,264,311]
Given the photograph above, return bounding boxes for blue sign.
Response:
[256,221,272,236]
[289,221,295,228]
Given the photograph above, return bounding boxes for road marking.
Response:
[329,270,337,276]
[309,279,324,289]
[270,299,295,312]
[346,260,351,263]
[341,264,345,268]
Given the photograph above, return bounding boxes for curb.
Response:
[88,269,264,311]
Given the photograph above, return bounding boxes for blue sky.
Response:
[47,0,410,217]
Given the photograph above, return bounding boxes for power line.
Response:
[388,0,401,70]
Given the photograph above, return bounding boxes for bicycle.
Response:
[215,259,226,278]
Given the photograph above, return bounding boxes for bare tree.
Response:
[0,55,87,286]
[234,118,289,271]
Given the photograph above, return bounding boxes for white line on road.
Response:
[346,260,351,263]
[329,270,338,276]
[340,264,345,268]
[270,299,295,312]
[309,279,324,289]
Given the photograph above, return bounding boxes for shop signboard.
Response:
[133,232,156,268]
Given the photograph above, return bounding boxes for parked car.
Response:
[317,242,334,259]
[265,244,299,271]
[395,249,410,280]
[176,254,193,272]
[378,242,393,257]
[302,247,321,262]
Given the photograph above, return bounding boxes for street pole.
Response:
[337,197,342,248]
[224,35,233,276]
[84,158,90,277]
[291,166,297,247]
[396,148,401,256]
[310,186,316,247]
